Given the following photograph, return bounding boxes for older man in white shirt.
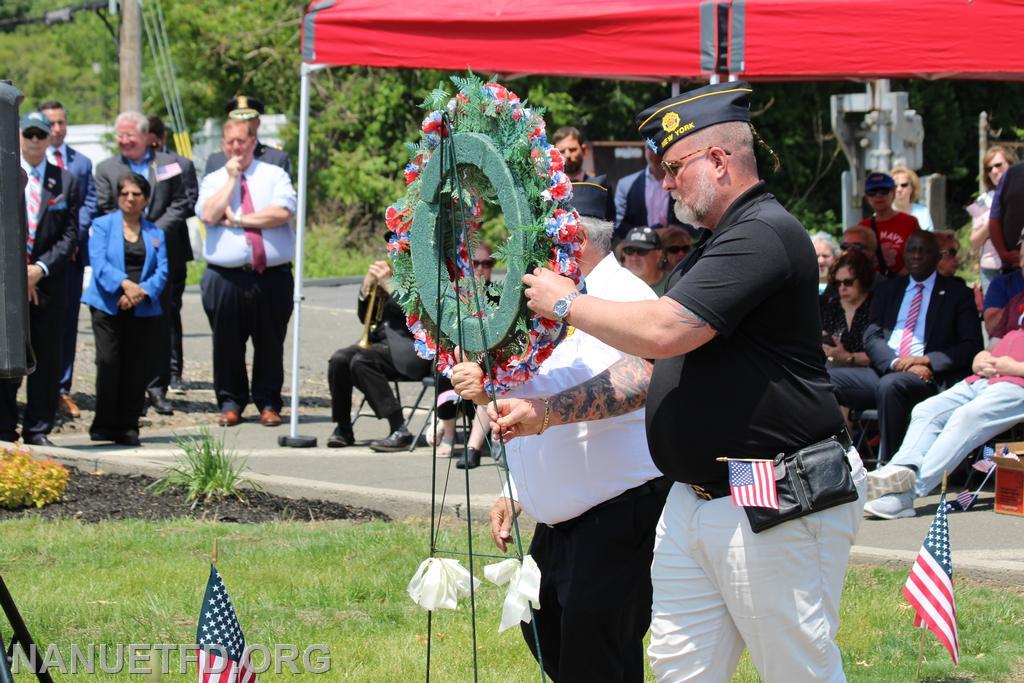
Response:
[196,118,296,428]
[453,211,667,683]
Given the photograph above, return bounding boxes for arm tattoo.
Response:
[549,355,653,426]
[669,300,709,329]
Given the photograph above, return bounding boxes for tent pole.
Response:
[279,61,324,448]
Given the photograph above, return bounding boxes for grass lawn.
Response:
[0,518,1021,681]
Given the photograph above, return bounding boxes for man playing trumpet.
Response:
[327,258,430,451]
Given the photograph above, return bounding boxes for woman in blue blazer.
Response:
[82,173,168,445]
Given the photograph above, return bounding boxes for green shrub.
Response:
[0,447,69,509]
[151,428,259,505]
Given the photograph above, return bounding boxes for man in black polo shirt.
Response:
[488,82,867,681]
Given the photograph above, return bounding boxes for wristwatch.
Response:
[233,213,243,229]
[552,290,581,321]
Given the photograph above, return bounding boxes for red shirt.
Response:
[858,211,920,274]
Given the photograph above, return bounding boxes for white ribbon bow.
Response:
[407,558,480,611]
[484,555,541,632]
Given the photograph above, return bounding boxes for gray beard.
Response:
[672,169,716,226]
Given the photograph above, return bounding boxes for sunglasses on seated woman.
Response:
[472,258,496,268]
[664,245,690,255]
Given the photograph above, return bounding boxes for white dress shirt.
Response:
[501,253,662,524]
[887,271,937,358]
[197,159,297,268]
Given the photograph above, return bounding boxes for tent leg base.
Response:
[278,435,318,448]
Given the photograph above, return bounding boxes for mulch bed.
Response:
[0,467,389,524]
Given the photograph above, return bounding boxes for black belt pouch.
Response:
[744,436,859,534]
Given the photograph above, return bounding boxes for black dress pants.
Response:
[327,341,402,428]
[200,265,293,413]
[147,268,186,392]
[90,307,161,434]
[829,366,937,461]
[522,480,669,683]
[0,298,65,442]
[168,273,186,379]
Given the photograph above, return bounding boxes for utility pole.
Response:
[119,0,142,112]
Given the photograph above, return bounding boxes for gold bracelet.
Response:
[538,398,551,434]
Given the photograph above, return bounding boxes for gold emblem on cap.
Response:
[229,95,259,121]
[662,112,681,133]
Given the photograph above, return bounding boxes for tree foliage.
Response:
[3,1,1024,246]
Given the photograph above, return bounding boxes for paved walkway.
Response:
[8,278,1024,585]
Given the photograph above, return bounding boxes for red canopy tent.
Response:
[282,0,1021,443]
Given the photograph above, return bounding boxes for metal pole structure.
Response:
[119,0,143,112]
[278,62,324,448]
[979,111,989,196]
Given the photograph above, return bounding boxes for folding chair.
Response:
[849,408,879,467]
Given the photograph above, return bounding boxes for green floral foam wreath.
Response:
[384,74,582,392]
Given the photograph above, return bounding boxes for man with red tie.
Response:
[196,118,297,428]
[828,231,982,462]
[1,112,78,446]
[40,100,98,421]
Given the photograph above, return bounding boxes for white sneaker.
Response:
[867,465,916,501]
[863,492,916,519]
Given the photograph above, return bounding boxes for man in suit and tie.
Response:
[148,114,198,394]
[0,112,78,446]
[828,231,982,462]
[615,147,694,242]
[95,110,191,416]
[39,100,98,421]
[204,96,291,178]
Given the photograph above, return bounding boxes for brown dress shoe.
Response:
[259,408,282,427]
[58,392,81,419]
[218,409,242,427]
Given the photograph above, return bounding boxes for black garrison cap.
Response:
[636,81,752,155]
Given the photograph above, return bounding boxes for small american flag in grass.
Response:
[728,459,778,509]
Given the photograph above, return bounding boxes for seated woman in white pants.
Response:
[866,318,1024,519]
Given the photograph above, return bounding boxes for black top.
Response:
[645,182,844,485]
[123,236,146,284]
[998,163,1024,254]
[820,294,871,352]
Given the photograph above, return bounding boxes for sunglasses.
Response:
[987,161,1006,173]
[896,182,911,189]
[21,129,47,140]
[840,242,866,251]
[472,259,495,268]
[119,190,145,198]
[865,189,892,197]
[660,146,732,176]
[939,248,958,258]
[834,278,858,288]
[622,246,655,256]
[665,245,690,255]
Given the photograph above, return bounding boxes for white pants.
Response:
[648,450,867,682]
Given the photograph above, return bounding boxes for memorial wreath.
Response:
[385,74,581,393]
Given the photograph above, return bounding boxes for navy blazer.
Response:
[863,273,982,388]
[82,211,168,317]
[29,162,79,303]
[53,145,98,246]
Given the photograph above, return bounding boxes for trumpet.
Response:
[357,285,385,349]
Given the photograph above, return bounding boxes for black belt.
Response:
[209,263,290,274]
[689,428,853,502]
[547,476,672,531]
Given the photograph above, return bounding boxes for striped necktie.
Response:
[898,283,925,357]
[26,168,41,255]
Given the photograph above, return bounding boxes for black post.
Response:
[0,575,53,683]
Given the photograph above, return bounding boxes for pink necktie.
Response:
[898,283,925,358]
[239,175,266,273]
[54,150,64,169]
[26,169,41,256]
